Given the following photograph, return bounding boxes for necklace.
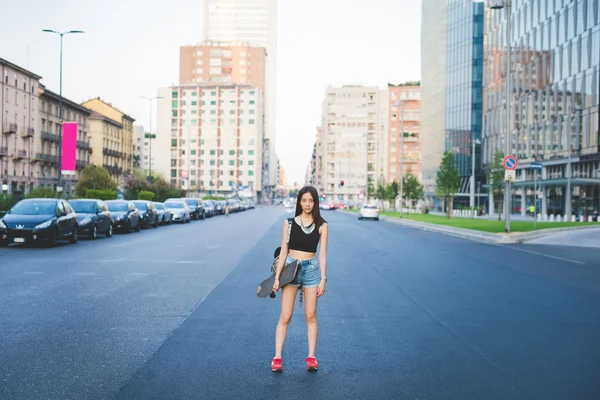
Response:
[299,216,315,234]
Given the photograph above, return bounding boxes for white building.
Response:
[203,0,278,192]
[156,84,264,199]
[320,86,388,204]
[134,125,148,174]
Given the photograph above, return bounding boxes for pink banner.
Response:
[61,122,77,174]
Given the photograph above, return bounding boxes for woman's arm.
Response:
[318,223,328,279]
[274,219,290,280]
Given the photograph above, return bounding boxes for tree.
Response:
[435,152,462,218]
[402,169,424,212]
[366,175,375,202]
[375,178,387,210]
[487,150,505,220]
[386,180,399,211]
[74,165,117,198]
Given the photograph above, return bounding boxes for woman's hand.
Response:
[273,278,280,292]
[317,280,326,297]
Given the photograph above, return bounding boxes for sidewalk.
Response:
[527,227,600,248]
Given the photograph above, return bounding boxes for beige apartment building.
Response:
[180,40,265,89]
[37,85,92,191]
[82,98,135,185]
[155,84,264,199]
[387,83,422,183]
[320,86,387,203]
[0,58,41,194]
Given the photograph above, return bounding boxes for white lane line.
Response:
[500,245,585,265]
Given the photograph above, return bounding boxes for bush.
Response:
[24,187,57,199]
[137,190,155,201]
[0,194,15,212]
[86,189,117,201]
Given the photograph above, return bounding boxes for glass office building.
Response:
[482,0,600,218]
[445,0,485,206]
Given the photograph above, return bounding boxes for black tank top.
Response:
[288,218,320,253]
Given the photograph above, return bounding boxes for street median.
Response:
[339,209,599,245]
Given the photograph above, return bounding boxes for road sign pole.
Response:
[534,170,537,230]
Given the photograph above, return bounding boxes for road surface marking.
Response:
[501,246,584,265]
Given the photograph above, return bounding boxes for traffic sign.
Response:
[530,162,543,170]
[503,155,518,170]
[504,170,516,181]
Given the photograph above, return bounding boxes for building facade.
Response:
[203,0,279,192]
[482,0,600,218]
[134,125,146,172]
[420,0,449,208]
[445,0,485,207]
[37,86,92,192]
[82,98,136,185]
[180,40,266,88]
[320,86,386,203]
[0,58,41,195]
[156,84,264,199]
[387,83,422,184]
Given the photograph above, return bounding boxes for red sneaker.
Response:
[305,357,318,371]
[271,357,283,372]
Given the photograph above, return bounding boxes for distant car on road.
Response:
[358,204,379,221]
[69,199,114,239]
[0,198,79,246]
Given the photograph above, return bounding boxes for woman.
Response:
[271,186,328,372]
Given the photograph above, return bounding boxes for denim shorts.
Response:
[285,255,321,288]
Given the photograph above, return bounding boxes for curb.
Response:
[338,210,600,245]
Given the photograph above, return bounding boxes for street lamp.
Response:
[42,29,84,195]
[489,0,512,232]
[565,104,583,218]
[394,99,405,217]
[141,96,162,182]
[470,138,482,217]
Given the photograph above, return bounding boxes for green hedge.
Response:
[137,190,155,201]
[86,189,117,201]
[0,194,15,212]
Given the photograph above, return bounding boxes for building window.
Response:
[171,139,177,147]
[171,169,176,177]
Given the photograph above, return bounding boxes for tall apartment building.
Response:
[445,0,484,208]
[133,125,146,172]
[0,58,41,194]
[320,86,387,203]
[38,85,92,191]
[420,0,448,207]
[387,83,422,184]
[482,0,600,218]
[155,84,264,199]
[306,127,322,189]
[82,98,135,185]
[180,40,265,88]
[203,0,279,194]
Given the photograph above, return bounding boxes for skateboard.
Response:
[257,245,298,299]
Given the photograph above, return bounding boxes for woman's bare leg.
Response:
[275,285,299,358]
[303,287,319,357]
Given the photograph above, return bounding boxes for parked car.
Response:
[132,200,159,229]
[105,200,142,233]
[0,198,78,247]
[202,200,216,217]
[182,198,205,220]
[358,204,379,221]
[154,202,173,225]
[214,201,225,215]
[164,199,191,223]
[69,199,114,239]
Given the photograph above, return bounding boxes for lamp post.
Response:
[394,99,405,217]
[565,104,583,218]
[141,96,162,182]
[490,0,512,232]
[42,29,84,194]
[470,138,481,217]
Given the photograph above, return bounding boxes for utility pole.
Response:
[141,96,162,182]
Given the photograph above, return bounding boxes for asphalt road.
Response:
[1,207,599,400]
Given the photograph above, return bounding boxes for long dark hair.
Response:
[295,186,326,229]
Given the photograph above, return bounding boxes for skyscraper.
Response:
[203,0,278,196]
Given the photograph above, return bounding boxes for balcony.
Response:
[42,131,60,143]
[0,146,7,157]
[38,153,59,164]
[77,140,91,151]
[21,127,35,138]
[12,150,27,160]
[2,123,17,135]
[103,164,123,176]
[76,160,89,169]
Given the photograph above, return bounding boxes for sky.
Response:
[0,0,421,186]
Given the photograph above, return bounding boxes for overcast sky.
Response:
[1,0,421,186]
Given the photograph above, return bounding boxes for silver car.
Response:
[164,200,191,223]
[358,204,379,221]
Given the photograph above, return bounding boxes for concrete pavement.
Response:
[526,226,600,248]
[1,208,599,399]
